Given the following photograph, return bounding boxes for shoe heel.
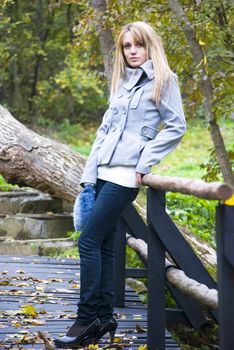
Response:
[81,334,96,346]
[109,330,116,343]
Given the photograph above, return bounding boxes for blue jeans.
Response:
[77,179,139,325]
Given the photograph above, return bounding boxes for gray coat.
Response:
[80,59,186,187]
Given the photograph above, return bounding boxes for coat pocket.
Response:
[140,125,159,152]
[140,125,159,139]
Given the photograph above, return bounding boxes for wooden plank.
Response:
[0,255,180,350]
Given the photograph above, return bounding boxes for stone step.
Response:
[0,237,76,256]
[0,214,7,236]
[1,213,74,240]
[0,189,73,215]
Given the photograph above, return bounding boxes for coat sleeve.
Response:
[79,108,110,187]
[136,74,186,175]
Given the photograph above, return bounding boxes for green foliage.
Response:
[0,0,107,124]
[52,247,79,259]
[47,119,97,156]
[166,192,216,247]
[201,146,234,182]
[1,0,233,127]
[126,245,144,268]
[0,175,18,191]
[68,0,234,123]
[68,230,80,241]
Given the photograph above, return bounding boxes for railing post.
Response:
[216,203,234,349]
[147,188,166,350]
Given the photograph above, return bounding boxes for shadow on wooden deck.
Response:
[0,255,180,349]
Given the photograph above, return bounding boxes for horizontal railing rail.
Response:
[142,174,233,200]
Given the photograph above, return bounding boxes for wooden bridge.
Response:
[0,255,180,349]
[0,174,233,350]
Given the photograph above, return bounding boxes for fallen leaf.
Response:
[36,286,45,291]
[19,304,38,317]
[55,288,74,293]
[16,270,26,274]
[0,279,10,286]
[23,319,46,326]
[50,278,63,282]
[11,320,21,328]
[133,314,143,320]
[39,309,47,314]
[135,324,147,333]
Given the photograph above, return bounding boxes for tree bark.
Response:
[90,0,115,89]
[142,174,233,200]
[0,105,85,202]
[168,0,234,188]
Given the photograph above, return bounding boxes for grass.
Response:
[152,118,233,179]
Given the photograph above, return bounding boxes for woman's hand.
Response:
[136,172,144,186]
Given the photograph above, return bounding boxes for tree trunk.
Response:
[90,0,115,89]
[215,3,233,53]
[0,105,85,202]
[28,1,54,121]
[168,0,234,188]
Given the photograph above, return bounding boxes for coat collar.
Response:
[122,59,154,91]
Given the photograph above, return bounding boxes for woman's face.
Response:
[122,31,147,68]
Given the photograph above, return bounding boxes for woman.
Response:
[54,21,186,348]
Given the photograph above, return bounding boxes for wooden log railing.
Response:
[113,174,234,350]
[126,234,218,310]
[142,174,233,200]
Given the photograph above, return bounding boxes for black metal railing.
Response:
[114,178,234,350]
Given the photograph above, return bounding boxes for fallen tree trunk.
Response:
[126,234,218,310]
[0,105,85,202]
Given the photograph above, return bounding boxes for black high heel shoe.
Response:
[54,318,100,348]
[97,316,118,343]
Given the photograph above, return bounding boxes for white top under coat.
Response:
[97,165,139,188]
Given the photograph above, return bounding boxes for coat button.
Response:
[112,127,116,132]
[114,107,118,114]
[123,107,127,115]
[142,127,148,135]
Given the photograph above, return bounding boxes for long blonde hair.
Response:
[110,22,173,105]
